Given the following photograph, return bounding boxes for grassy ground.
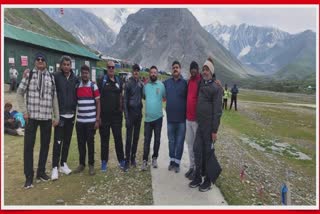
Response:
[3,88,153,205]
[215,90,316,205]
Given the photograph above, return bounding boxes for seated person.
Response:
[4,103,24,136]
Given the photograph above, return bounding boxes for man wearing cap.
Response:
[17,52,59,189]
[9,64,18,92]
[189,57,223,192]
[163,61,187,173]
[123,64,144,171]
[51,55,78,180]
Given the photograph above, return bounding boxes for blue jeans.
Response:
[167,122,186,165]
[143,117,163,161]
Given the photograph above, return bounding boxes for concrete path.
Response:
[150,112,227,206]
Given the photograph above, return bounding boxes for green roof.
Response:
[4,23,100,61]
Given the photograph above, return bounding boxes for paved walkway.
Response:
[150,112,227,206]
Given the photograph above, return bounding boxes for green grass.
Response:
[4,121,153,205]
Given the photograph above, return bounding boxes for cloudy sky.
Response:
[190,7,317,34]
[87,6,317,34]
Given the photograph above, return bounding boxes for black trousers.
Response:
[125,113,142,162]
[143,117,163,161]
[52,116,75,168]
[76,122,96,166]
[99,114,124,163]
[222,99,228,110]
[193,123,213,179]
[229,95,237,110]
[24,119,52,178]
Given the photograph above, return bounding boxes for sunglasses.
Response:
[107,66,115,69]
[36,58,45,62]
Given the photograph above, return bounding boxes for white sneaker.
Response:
[59,163,72,175]
[51,167,59,180]
[16,128,24,136]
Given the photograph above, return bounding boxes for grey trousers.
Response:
[185,120,198,169]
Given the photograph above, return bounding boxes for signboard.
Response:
[49,66,54,73]
[9,58,14,64]
[56,63,60,72]
[21,56,28,66]
[91,67,96,83]
[71,59,75,69]
[85,61,90,67]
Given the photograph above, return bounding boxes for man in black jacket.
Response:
[189,57,223,192]
[123,64,144,171]
[51,55,78,180]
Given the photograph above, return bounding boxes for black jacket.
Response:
[196,79,223,133]
[54,70,78,115]
[124,77,144,119]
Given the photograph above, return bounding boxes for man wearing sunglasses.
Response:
[17,52,59,189]
[99,61,126,172]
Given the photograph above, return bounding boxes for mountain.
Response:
[4,8,82,45]
[110,8,257,83]
[204,22,316,79]
[41,8,116,54]
[84,8,139,34]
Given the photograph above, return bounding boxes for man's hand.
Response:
[8,119,15,123]
[215,79,222,88]
[94,120,100,129]
[52,120,59,127]
[23,113,29,124]
[212,133,217,142]
[23,69,30,78]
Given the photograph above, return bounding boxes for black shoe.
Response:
[24,176,34,189]
[36,173,50,182]
[189,177,202,188]
[188,171,195,181]
[89,165,96,176]
[199,178,212,192]
[124,161,129,172]
[131,159,137,168]
[185,168,194,178]
[174,163,180,173]
[168,161,175,171]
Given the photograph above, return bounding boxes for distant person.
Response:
[229,84,239,111]
[51,55,78,181]
[73,65,100,176]
[189,57,223,192]
[99,61,126,172]
[141,66,166,171]
[9,64,18,92]
[17,52,59,189]
[123,64,144,170]
[163,61,187,173]
[185,61,201,180]
[4,103,24,136]
[222,84,231,110]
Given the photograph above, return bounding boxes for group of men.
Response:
[16,52,223,193]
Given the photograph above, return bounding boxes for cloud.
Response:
[190,7,317,34]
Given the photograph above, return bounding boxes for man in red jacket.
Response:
[185,61,201,180]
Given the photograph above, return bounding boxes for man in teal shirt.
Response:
[141,66,166,171]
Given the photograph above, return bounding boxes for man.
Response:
[229,84,239,111]
[163,61,187,173]
[9,64,18,92]
[17,52,59,189]
[51,55,78,180]
[124,64,144,170]
[222,84,231,110]
[185,61,201,180]
[141,66,166,171]
[73,65,100,176]
[189,57,223,192]
[4,102,24,136]
[99,61,126,172]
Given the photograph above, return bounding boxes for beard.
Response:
[150,76,157,82]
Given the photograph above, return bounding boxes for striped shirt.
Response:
[76,81,100,123]
[17,68,57,120]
